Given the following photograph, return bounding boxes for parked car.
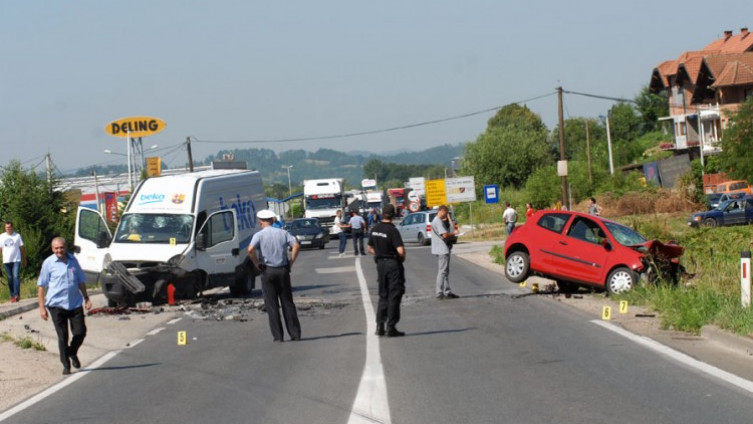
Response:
[504,210,684,294]
[689,196,753,227]
[398,210,457,245]
[715,180,752,195]
[705,192,745,210]
[284,218,329,249]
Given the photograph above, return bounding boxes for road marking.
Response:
[316,266,357,274]
[0,350,121,422]
[127,338,144,348]
[348,257,391,424]
[167,318,182,325]
[592,320,753,393]
[146,327,165,336]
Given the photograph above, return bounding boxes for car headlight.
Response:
[102,253,112,270]
[315,233,323,239]
[295,235,301,241]
[694,216,701,222]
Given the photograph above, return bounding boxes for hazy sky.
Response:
[2,1,750,173]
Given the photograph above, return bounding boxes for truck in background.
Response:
[388,188,413,216]
[303,178,346,236]
[74,170,267,306]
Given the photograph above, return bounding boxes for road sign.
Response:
[446,177,476,203]
[407,177,426,197]
[484,184,499,204]
[146,156,161,177]
[425,179,447,207]
[106,116,166,138]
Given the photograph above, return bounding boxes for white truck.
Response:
[74,170,267,306]
[303,178,346,236]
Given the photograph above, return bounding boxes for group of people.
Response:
[501,197,602,235]
[332,208,381,257]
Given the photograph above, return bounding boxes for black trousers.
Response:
[376,259,405,329]
[48,306,87,368]
[262,267,301,341]
[352,229,365,255]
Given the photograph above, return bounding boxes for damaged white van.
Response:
[74,170,267,306]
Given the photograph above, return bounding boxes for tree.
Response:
[0,161,76,277]
[462,104,550,189]
[634,85,669,133]
[719,96,753,181]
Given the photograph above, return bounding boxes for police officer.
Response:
[367,204,407,337]
[248,209,302,342]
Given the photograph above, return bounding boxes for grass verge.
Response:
[1,332,46,351]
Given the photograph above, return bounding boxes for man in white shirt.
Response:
[0,221,26,303]
[503,202,518,235]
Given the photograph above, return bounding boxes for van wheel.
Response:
[230,267,254,296]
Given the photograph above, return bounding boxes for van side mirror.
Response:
[196,232,207,250]
[97,231,111,248]
[72,245,81,254]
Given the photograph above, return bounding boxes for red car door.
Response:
[547,216,610,285]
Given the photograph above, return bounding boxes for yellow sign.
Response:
[177,331,187,346]
[425,179,447,207]
[146,156,161,177]
[105,116,166,138]
[619,301,629,314]
[602,306,612,321]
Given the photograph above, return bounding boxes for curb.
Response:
[0,301,38,320]
[701,325,753,357]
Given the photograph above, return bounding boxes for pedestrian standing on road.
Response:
[431,205,459,300]
[333,209,348,257]
[349,210,366,256]
[367,204,407,337]
[0,221,26,303]
[588,197,602,216]
[37,237,92,375]
[248,209,302,342]
[503,202,518,235]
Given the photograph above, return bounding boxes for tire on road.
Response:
[703,218,717,228]
[606,266,637,295]
[505,251,530,283]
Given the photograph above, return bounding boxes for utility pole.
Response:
[186,136,194,172]
[586,119,593,184]
[557,87,570,210]
[605,115,614,175]
[45,153,52,186]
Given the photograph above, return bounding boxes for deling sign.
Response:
[105,116,166,138]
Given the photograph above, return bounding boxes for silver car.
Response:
[397,211,456,245]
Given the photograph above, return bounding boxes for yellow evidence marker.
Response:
[619,301,629,314]
[602,306,612,321]
[519,281,527,288]
[170,237,177,246]
[178,331,187,346]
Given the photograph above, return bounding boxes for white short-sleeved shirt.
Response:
[0,232,24,264]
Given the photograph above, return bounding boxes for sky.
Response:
[2,0,751,174]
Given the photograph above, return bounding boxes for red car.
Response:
[504,210,684,294]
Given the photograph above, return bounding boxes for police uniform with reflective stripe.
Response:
[367,222,405,329]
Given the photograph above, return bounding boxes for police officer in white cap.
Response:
[248,209,301,342]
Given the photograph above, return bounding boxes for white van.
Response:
[74,170,267,306]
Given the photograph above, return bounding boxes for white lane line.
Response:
[348,257,391,424]
[316,266,357,274]
[167,318,182,325]
[127,338,144,348]
[0,350,121,422]
[146,327,165,336]
[592,320,753,393]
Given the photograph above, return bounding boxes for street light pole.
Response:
[283,165,293,218]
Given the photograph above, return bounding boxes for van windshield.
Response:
[306,196,342,210]
[114,213,194,244]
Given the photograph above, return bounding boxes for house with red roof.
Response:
[649,28,753,157]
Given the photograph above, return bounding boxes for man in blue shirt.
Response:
[248,209,301,342]
[37,237,92,375]
[349,211,366,256]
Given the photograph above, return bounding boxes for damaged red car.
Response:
[504,210,684,294]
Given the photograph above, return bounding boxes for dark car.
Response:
[284,218,329,249]
[689,196,753,227]
[706,192,744,210]
[504,210,684,294]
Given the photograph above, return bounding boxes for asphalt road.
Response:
[5,241,753,423]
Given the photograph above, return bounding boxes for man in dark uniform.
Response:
[367,204,407,337]
[248,209,302,342]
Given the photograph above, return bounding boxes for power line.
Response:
[562,89,636,104]
[191,92,557,145]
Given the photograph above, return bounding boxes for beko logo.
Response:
[138,193,166,204]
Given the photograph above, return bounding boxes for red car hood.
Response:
[636,240,684,259]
